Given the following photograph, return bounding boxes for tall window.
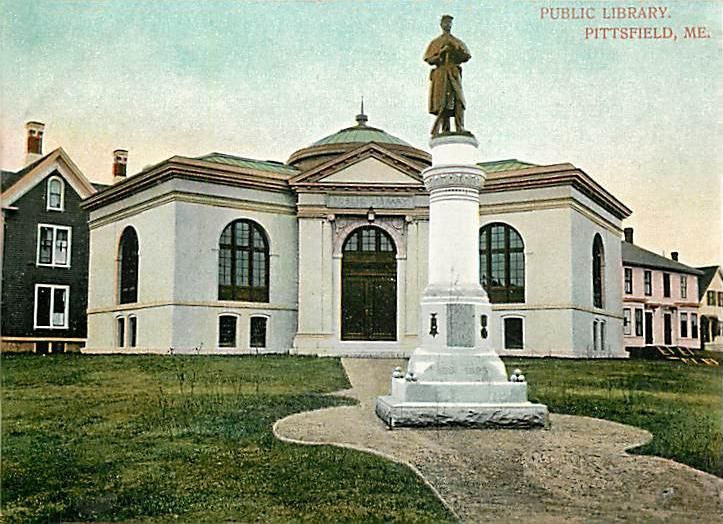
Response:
[624,268,633,294]
[623,308,631,335]
[680,276,687,299]
[479,223,524,303]
[250,316,268,349]
[691,314,698,339]
[718,292,723,306]
[47,176,64,211]
[592,235,604,308]
[644,271,652,296]
[37,224,71,267]
[116,317,125,347]
[708,291,716,306]
[218,220,269,302]
[128,316,138,348]
[118,227,139,304]
[663,273,671,298]
[218,315,237,348]
[503,317,523,349]
[680,312,688,338]
[34,284,69,329]
[600,321,606,351]
[635,308,643,337]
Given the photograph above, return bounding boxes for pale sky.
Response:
[1,0,721,266]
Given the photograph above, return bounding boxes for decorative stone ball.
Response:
[513,368,522,376]
[518,374,526,382]
[392,367,404,379]
[509,374,518,382]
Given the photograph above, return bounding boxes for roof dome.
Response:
[287,111,430,171]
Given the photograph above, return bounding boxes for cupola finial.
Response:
[356,96,368,126]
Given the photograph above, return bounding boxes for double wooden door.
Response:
[341,227,397,341]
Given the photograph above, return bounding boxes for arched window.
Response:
[592,234,604,308]
[47,176,64,211]
[479,223,524,303]
[118,227,139,304]
[218,220,269,302]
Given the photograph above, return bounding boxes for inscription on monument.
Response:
[446,304,475,347]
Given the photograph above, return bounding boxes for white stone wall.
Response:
[84,178,298,354]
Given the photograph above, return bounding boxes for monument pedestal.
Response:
[375,134,548,429]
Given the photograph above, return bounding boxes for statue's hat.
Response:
[441,14,453,22]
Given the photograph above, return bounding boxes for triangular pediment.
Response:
[289,142,425,189]
[1,148,98,207]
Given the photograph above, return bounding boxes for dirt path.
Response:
[273,358,723,523]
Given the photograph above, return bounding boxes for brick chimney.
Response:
[623,227,634,244]
[671,252,679,261]
[25,121,45,165]
[113,149,128,184]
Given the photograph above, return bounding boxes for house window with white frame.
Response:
[34,284,69,329]
[680,312,688,338]
[680,276,687,299]
[691,314,698,339]
[623,308,631,335]
[644,271,652,296]
[624,268,633,294]
[707,291,716,306]
[635,308,643,337]
[37,225,71,267]
[47,176,64,211]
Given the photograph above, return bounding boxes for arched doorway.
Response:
[341,226,397,341]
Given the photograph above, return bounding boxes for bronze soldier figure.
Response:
[424,15,471,135]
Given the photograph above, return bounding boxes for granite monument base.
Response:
[376,395,548,429]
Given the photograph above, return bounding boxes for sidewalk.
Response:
[273,358,723,523]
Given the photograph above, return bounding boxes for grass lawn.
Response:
[1,354,452,523]
[505,357,722,477]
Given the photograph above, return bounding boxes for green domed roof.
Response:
[312,114,412,147]
[287,112,429,170]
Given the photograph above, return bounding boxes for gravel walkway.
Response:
[273,358,723,523]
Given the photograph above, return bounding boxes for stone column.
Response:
[375,134,548,428]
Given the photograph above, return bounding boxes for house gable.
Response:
[1,148,97,208]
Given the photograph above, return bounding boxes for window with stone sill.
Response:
[503,317,523,350]
[47,176,64,211]
[116,317,125,347]
[708,291,716,306]
[37,224,71,267]
[592,234,605,309]
[479,223,525,303]
[118,227,139,304]
[250,316,268,349]
[218,220,269,302]
[644,271,652,296]
[218,315,238,348]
